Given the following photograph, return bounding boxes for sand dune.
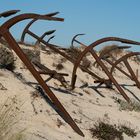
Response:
[0,44,140,140]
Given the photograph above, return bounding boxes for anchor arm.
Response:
[0,10,20,18]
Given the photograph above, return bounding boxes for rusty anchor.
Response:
[110,52,140,89]
[70,35,140,102]
[19,12,68,87]
[0,10,84,137]
[20,23,109,87]
[21,19,140,103]
[94,44,140,90]
[32,60,68,88]
[35,30,56,46]
[0,10,20,18]
[20,11,59,43]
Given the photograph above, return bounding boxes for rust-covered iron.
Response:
[71,33,85,47]
[32,60,68,88]
[71,36,140,102]
[0,10,84,137]
[98,45,131,60]
[71,34,137,89]
[94,45,140,90]
[21,20,140,103]
[20,12,59,43]
[110,52,140,89]
[0,10,20,17]
[93,45,132,85]
[35,30,56,46]
[21,24,108,86]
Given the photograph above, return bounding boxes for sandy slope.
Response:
[0,45,140,140]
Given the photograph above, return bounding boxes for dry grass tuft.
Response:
[0,96,25,140]
[99,45,123,60]
[66,46,81,60]
[22,48,40,63]
[93,45,124,70]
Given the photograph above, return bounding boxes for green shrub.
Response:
[90,120,137,140]
[0,44,15,71]
[90,121,123,140]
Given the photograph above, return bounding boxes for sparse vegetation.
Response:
[119,100,140,112]
[90,121,123,140]
[93,45,124,70]
[66,46,81,60]
[90,115,138,140]
[99,45,123,60]
[66,46,91,68]
[113,97,140,112]
[130,55,140,65]
[60,57,67,63]
[56,118,65,128]
[118,124,137,138]
[0,38,10,48]
[0,44,15,71]
[90,121,137,140]
[0,96,25,140]
[56,63,64,70]
[22,48,40,63]
[52,62,64,70]
[52,56,67,70]
[81,57,91,69]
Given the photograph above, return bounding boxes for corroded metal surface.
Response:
[99,45,131,60]
[35,30,56,46]
[20,12,59,43]
[0,10,84,137]
[71,33,85,47]
[71,37,140,102]
[94,45,132,84]
[110,52,140,89]
[95,45,140,90]
[21,28,106,85]
[32,60,68,88]
[0,10,20,17]
[21,21,140,102]
[1,9,140,137]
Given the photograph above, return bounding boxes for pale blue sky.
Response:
[0,0,140,51]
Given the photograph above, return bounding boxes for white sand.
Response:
[0,45,140,140]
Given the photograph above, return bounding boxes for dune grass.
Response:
[0,96,25,140]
